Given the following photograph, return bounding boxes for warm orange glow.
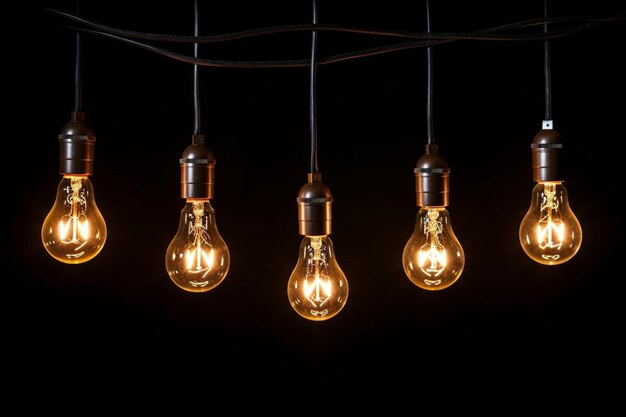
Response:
[303,270,332,307]
[520,181,582,265]
[288,235,348,321]
[42,175,106,264]
[165,200,229,292]
[403,207,464,290]
[182,202,216,276]
[184,246,215,274]
[417,245,447,276]
[535,221,565,250]
[416,209,447,277]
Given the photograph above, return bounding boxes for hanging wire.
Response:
[193,0,201,135]
[544,0,552,121]
[50,8,626,44]
[58,12,626,69]
[73,1,82,112]
[310,0,318,175]
[426,0,434,145]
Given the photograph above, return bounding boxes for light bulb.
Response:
[41,175,107,264]
[519,181,582,265]
[404,144,464,290]
[166,199,229,292]
[167,136,229,292]
[521,127,583,265]
[288,235,348,321]
[290,173,348,320]
[42,112,105,264]
[403,207,464,290]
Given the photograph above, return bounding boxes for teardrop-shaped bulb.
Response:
[41,175,107,264]
[165,199,230,292]
[402,207,464,290]
[287,235,349,321]
[519,181,582,265]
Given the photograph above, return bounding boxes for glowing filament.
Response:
[303,236,332,307]
[304,270,332,307]
[417,209,447,277]
[58,177,89,249]
[183,201,214,277]
[536,183,565,250]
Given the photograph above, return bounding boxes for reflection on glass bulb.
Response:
[41,175,107,264]
[519,181,582,265]
[166,199,229,292]
[402,207,464,290]
[288,235,348,321]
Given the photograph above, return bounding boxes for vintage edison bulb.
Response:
[519,181,582,265]
[41,175,107,264]
[288,235,348,321]
[166,199,229,292]
[402,207,464,290]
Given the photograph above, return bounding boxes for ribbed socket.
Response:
[58,111,96,175]
[531,129,562,182]
[414,144,450,207]
[180,135,215,199]
[297,173,333,236]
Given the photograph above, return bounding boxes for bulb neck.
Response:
[297,173,333,236]
[414,144,450,207]
[180,135,216,199]
[531,127,562,182]
[58,111,96,175]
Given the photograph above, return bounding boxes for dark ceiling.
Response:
[5,0,625,393]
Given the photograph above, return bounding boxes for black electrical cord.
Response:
[49,8,626,44]
[193,0,201,135]
[66,27,431,67]
[544,0,552,121]
[310,0,318,175]
[426,0,434,145]
[73,2,82,112]
[64,13,623,70]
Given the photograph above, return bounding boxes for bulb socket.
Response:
[531,129,562,182]
[297,173,333,236]
[180,135,215,199]
[58,111,96,175]
[414,144,450,207]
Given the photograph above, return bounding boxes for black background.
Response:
[5,0,625,393]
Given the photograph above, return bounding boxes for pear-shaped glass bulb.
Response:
[287,235,349,321]
[41,175,107,264]
[166,199,229,292]
[402,207,464,290]
[519,181,582,265]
